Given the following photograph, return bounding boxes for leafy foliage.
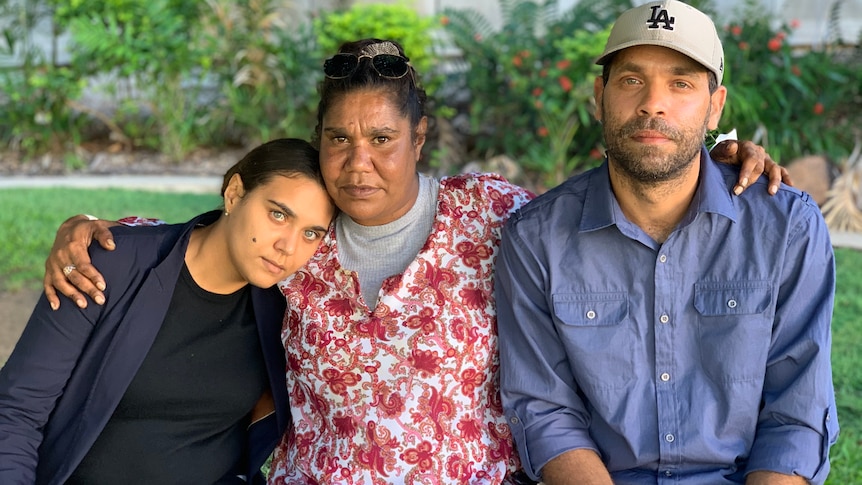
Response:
[0,0,85,156]
[719,0,860,163]
[60,0,209,160]
[199,0,320,145]
[313,2,439,93]
[441,0,630,182]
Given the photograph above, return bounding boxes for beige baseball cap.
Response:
[596,0,724,85]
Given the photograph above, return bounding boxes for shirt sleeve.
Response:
[0,295,98,482]
[117,216,165,226]
[745,205,839,484]
[495,215,601,481]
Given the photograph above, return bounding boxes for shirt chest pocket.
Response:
[552,292,633,390]
[694,281,773,383]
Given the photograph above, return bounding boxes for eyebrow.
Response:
[616,61,703,77]
[322,126,399,135]
[269,200,329,233]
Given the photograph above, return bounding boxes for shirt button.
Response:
[659,254,667,263]
[665,433,675,443]
[665,471,673,477]
[586,310,596,319]
[660,372,670,382]
[660,314,669,324]
[727,299,738,309]
[509,416,519,425]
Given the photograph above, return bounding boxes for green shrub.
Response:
[441,0,629,183]
[313,2,439,93]
[60,0,211,160]
[198,0,320,146]
[0,0,86,156]
[719,0,860,163]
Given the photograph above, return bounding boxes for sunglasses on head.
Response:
[323,52,411,80]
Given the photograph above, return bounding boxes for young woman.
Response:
[0,138,335,485]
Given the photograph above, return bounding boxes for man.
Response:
[494,1,838,484]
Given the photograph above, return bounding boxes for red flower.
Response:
[400,441,435,471]
[738,41,749,51]
[532,87,543,97]
[558,75,573,92]
[556,59,571,70]
[791,65,801,76]
[767,37,782,52]
[539,68,548,78]
[512,55,523,67]
[520,49,532,58]
[333,414,357,438]
[473,33,482,42]
[790,19,801,29]
[813,102,824,115]
[537,126,549,137]
[408,349,444,377]
[440,15,449,26]
[534,100,543,109]
[589,148,604,160]
[731,25,742,36]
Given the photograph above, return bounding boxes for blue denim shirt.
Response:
[495,148,838,484]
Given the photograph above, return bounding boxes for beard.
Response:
[603,107,711,185]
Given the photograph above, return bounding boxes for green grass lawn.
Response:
[0,188,221,290]
[0,187,860,480]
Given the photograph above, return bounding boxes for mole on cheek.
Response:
[252,237,257,243]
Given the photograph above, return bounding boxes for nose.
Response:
[275,229,298,256]
[345,142,373,172]
[637,82,667,118]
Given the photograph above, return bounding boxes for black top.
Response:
[67,263,268,484]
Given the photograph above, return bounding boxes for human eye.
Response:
[674,80,693,89]
[271,210,286,222]
[303,229,322,241]
[622,77,641,86]
[373,135,390,144]
[332,136,348,144]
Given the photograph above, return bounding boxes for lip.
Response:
[631,130,671,144]
[341,184,379,198]
[261,257,285,275]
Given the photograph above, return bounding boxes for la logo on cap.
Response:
[646,5,675,30]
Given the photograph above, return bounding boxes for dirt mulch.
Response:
[0,288,41,365]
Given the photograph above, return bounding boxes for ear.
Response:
[707,85,727,131]
[593,76,605,123]
[413,116,428,160]
[223,173,245,214]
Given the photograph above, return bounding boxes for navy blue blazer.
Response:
[0,211,289,484]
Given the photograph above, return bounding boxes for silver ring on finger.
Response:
[62,264,76,277]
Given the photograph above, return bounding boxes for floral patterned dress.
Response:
[268,174,534,485]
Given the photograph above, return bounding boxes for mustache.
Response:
[617,117,681,140]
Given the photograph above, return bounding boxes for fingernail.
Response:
[740,177,748,187]
[733,186,743,196]
[107,240,116,250]
[97,282,106,291]
[95,295,105,305]
[51,302,59,311]
[770,184,778,195]
[76,299,86,308]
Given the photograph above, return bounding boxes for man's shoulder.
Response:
[514,168,596,220]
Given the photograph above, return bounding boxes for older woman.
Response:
[43,39,785,484]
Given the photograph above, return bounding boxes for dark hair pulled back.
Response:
[220,138,323,196]
[312,38,427,148]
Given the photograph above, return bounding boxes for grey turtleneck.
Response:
[335,173,439,308]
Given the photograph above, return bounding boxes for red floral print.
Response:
[270,174,534,484]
